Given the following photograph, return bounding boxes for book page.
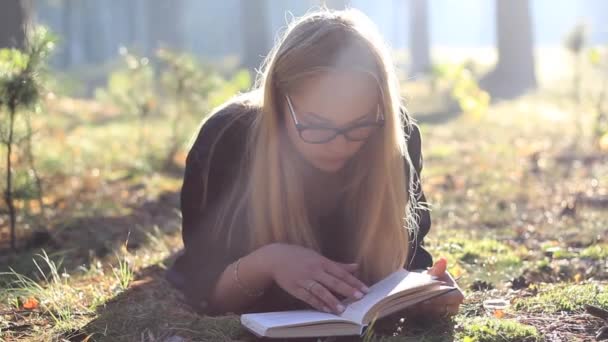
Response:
[365,285,456,323]
[239,270,442,336]
[339,269,440,324]
[240,309,355,333]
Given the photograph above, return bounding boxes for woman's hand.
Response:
[407,257,465,319]
[260,243,370,315]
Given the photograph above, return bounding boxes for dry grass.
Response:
[1,48,608,341]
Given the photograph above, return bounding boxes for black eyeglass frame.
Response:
[284,93,385,144]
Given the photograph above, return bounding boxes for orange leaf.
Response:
[23,297,39,310]
[493,309,505,318]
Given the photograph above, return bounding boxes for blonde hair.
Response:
[203,8,418,285]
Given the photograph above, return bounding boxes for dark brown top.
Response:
[165,103,433,316]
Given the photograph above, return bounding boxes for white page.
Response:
[339,269,440,324]
[241,309,353,331]
[239,270,440,335]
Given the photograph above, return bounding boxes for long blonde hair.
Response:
[203,8,418,285]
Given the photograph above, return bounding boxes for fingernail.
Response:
[354,290,363,299]
[322,306,331,313]
[361,285,370,293]
[336,304,345,312]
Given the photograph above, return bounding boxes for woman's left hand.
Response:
[407,257,465,319]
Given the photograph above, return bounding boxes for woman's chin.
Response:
[313,159,346,173]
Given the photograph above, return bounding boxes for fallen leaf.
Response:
[22,297,39,310]
[493,309,505,318]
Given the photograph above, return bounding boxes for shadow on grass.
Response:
[75,256,457,342]
[0,188,181,284]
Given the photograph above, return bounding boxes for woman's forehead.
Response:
[290,70,381,125]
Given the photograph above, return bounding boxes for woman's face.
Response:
[283,70,382,173]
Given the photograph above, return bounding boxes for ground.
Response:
[1,65,607,341]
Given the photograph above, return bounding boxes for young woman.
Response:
[166,8,464,320]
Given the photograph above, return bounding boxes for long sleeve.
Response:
[166,109,249,315]
[403,122,434,271]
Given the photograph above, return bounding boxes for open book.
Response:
[240,269,456,338]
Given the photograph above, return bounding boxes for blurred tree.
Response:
[409,0,431,76]
[0,26,56,250]
[240,0,271,74]
[146,0,184,54]
[83,1,107,64]
[59,0,74,67]
[480,0,537,99]
[0,0,27,50]
[322,0,349,9]
[564,23,586,104]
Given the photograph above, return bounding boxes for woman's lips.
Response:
[319,157,346,164]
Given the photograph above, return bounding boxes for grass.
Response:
[455,317,540,342]
[1,51,608,340]
[0,251,101,338]
[429,237,525,282]
[513,283,608,314]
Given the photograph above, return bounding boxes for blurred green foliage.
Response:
[588,46,608,150]
[0,26,56,110]
[431,62,490,120]
[0,26,57,249]
[94,48,157,119]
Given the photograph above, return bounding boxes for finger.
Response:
[416,301,439,317]
[421,290,464,306]
[446,303,460,315]
[336,262,359,273]
[419,299,461,318]
[308,281,345,314]
[293,287,331,313]
[427,257,447,277]
[420,303,450,318]
[324,261,370,294]
[440,288,465,304]
[315,270,364,301]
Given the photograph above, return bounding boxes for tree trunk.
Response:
[5,103,17,250]
[481,0,537,99]
[240,0,271,74]
[60,0,74,67]
[409,0,431,77]
[146,0,183,54]
[0,0,26,49]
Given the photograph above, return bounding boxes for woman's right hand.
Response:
[260,243,370,314]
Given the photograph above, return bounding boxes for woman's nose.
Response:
[327,134,352,153]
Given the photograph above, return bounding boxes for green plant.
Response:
[456,317,540,342]
[95,47,157,166]
[157,49,251,167]
[431,63,490,120]
[513,283,608,313]
[0,26,56,250]
[0,250,91,327]
[588,46,608,150]
[564,23,587,141]
[112,234,134,292]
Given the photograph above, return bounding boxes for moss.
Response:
[513,283,608,313]
[580,244,608,260]
[435,238,522,268]
[456,317,540,342]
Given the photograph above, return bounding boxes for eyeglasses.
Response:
[284,94,385,144]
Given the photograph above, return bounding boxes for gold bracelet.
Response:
[233,257,265,297]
